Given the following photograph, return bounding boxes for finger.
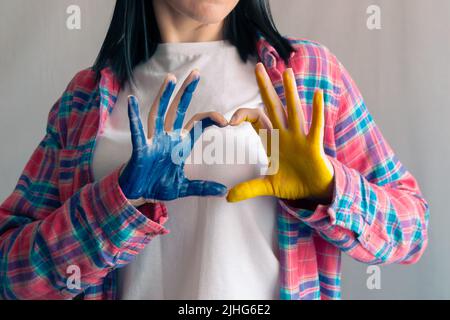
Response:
[165,70,200,131]
[309,89,325,144]
[181,112,228,158]
[181,179,228,198]
[283,68,305,134]
[255,63,287,130]
[184,111,228,138]
[229,107,273,156]
[226,178,274,203]
[155,79,176,135]
[127,95,147,151]
[148,74,177,139]
[229,107,273,131]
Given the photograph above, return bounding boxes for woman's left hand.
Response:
[227,63,335,203]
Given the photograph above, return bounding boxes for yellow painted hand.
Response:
[227,63,334,203]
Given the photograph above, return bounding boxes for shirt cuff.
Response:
[92,167,169,249]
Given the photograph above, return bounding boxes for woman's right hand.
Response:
[119,71,228,204]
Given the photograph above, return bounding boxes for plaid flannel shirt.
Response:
[0,37,429,300]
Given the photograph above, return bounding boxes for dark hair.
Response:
[93,0,294,85]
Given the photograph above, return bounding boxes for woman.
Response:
[0,0,429,300]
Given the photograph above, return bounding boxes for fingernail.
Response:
[128,95,137,105]
[166,73,176,82]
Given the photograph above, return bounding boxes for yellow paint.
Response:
[227,65,334,203]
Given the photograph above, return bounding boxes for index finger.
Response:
[229,107,273,131]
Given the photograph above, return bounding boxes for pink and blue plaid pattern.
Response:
[0,37,429,300]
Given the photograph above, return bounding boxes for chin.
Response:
[174,0,240,24]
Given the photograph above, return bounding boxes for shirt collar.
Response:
[97,35,287,113]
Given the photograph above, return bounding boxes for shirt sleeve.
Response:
[0,74,168,300]
[281,60,429,265]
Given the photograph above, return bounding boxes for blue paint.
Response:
[188,117,217,150]
[174,77,200,130]
[119,83,227,201]
[155,80,176,135]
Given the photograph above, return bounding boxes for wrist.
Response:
[284,198,320,210]
[314,176,335,205]
[286,176,335,208]
[312,157,335,204]
[129,198,147,207]
[118,162,140,206]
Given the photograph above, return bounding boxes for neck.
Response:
[153,1,225,43]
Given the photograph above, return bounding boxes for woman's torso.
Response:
[92,40,280,299]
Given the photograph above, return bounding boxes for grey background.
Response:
[0,0,449,299]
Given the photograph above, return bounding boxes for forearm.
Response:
[0,168,168,300]
[281,157,429,264]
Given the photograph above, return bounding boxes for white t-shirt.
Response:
[92,40,279,300]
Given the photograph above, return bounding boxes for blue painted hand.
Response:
[119,71,229,202]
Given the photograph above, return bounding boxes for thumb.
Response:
[181,179,228,198]
[227,178,274,203]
